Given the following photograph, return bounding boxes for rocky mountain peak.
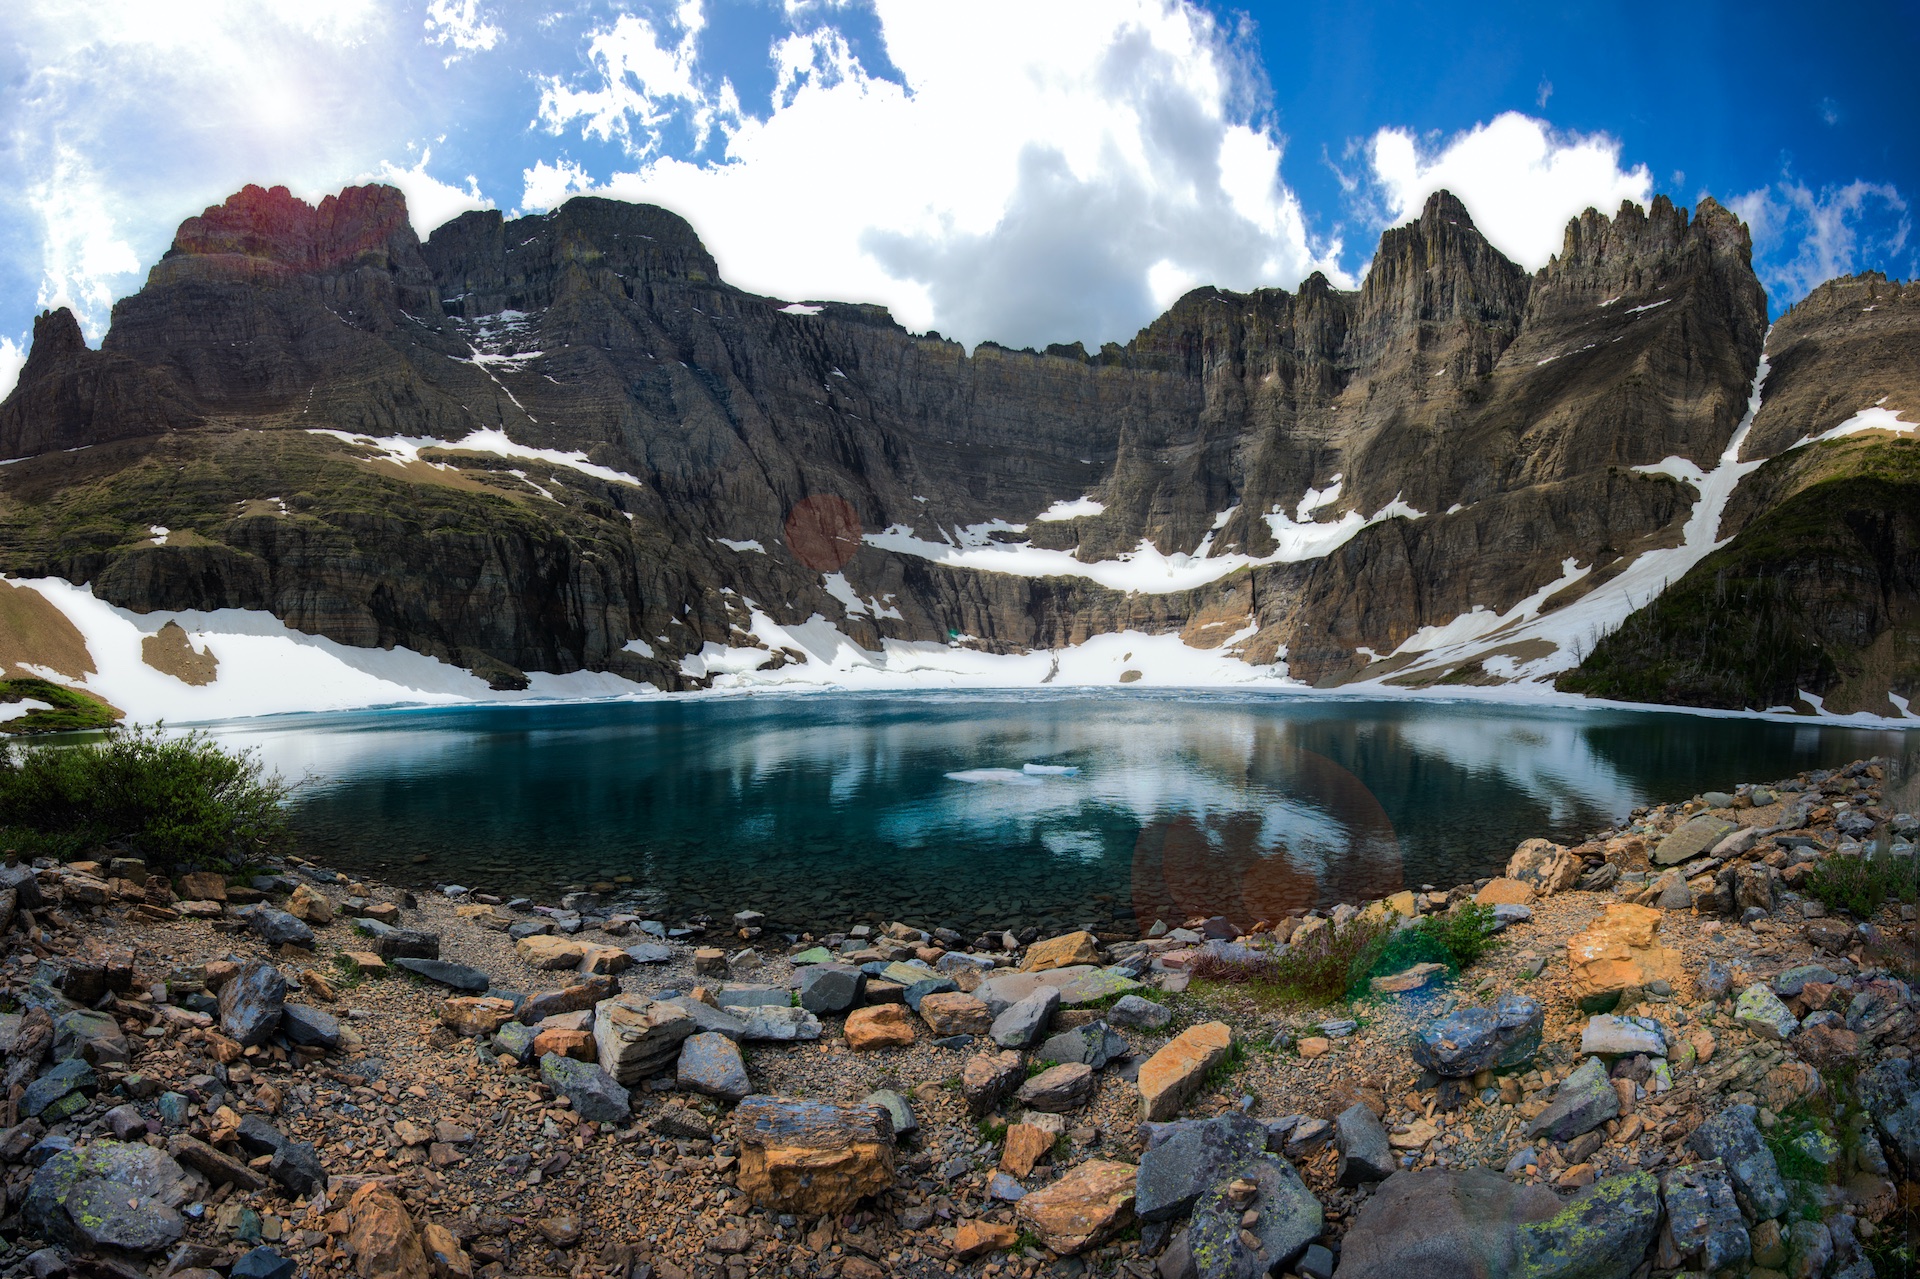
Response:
[21,307,88,376]
[1418,188,1478,233]
[1348,187,1530,367]
[161,183,420,277]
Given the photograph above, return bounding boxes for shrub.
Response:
[1191,902,1502,1009]
[0,724,290,873]
[1802,849,1920,919]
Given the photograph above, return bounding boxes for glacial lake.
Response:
[212,692,1912,937]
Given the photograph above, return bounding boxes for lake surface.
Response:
[214,692,1911,937]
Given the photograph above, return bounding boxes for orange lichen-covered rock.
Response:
[1137,1021,1232,1121]
[1566,904,1684,996]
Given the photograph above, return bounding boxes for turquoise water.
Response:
[215,692,1910,937]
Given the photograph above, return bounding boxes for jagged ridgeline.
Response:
[0,182,1913,712]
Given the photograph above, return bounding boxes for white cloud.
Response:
[1368,111,1653,270]
[1730,177,1911,300]
[527,0,1345,350]
[3,0,406,337]
[424,0,501,62]
[0,335,27,403]
[372,149,495,236]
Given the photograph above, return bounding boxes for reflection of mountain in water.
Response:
[219,693,1905,933]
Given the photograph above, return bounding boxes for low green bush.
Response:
[1190,901,1502,1009]
[0,678,120,735]
[0,724,290,873]
[1802,849,1919,919]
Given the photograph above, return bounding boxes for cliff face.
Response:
[0,181,1910,712]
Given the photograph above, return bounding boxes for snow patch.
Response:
[1033,496,1106,521]
[621,638,655,659]
[0,699,52,724]
[1631,457,1708,487]
[714,537,767,554]
[1788,404,1916,449]
[1626,298,1671,315]
[308,428,645,487]
[1294,476,1343,521]
[148,526,170,546]
[779,303,822,315]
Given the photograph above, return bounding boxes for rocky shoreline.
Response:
[0,758,1914,1279]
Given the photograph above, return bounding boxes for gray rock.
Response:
[1298,1243,1334,1279]
[903,976,958,1011]
[52,1008,127,1066]
[1034,1021,1129,1070]
[539,1054,631,1124]
[1651,871,1693,911]
[1184,1153,1322,1279]
[1687,1104,1789,1220]
[244,908,314,948]
[392,958,489,991]
[1579,1014,1666,1057]
[1336,1170,1568,1279]
[741,1005,822,1041]
[235,1118,327,1197]
[1106,994,1173,1030]
[1516,1171,1662,1279]
[23,1142,195,1254]
[1136,1111,1269,1222]
[1772,964,1839,997]
[1014,1062,1095,1113]
[1787,1220,1833,1279]
[865,1088,917,1139]
[1526,1057,1620,1142]
[1698,958,1733,1000]
[1335,1104,1394,1186]
[219,961,287,1047]
[231,1247,296,1279]
[104,1103,150,1141]
[798,964,866,1014]
[1660,1160,1750,1272]
[1735,983,1800,1040]
[22,1059,96,1119]
[1283,1117,1331,1157]
[508,921,550,941]
[1856,1059,1920,1171]
[676,1032,750,1102]
[1655,816,1738,865]
[0,862,47,908]
[1413,993,1544,1077]
[661,996,750,1039]
[492,1021,537,1063]
[623,943,671,964]
[990,986,1060,1049]
[351,918,440,960]
[279,1004,341,1050]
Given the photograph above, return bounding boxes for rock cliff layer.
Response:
[0,182,1911,712]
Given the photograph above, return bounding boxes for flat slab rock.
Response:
[392,958,489,992]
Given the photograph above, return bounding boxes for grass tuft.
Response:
[1802,849,1919,919]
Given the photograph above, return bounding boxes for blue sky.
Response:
[1,0,1914,394]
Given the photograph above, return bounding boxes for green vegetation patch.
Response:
[0,677,119,735]
[1802,848,1920,919]
[0,724,290,872]
[1189,903,1501,1011]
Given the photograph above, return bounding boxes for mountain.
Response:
[0,182,1914,719]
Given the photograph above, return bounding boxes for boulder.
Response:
[392,959,489,992]
[1411,993,1543,1077]
[491,1021,537,1063]
[22,1059,96,1119]
[1515,1171,1662,1279]
[1034,1021,1129,1070]
[52,1008,128,1066]
[1013,1158,1136,1254]
[1525,1057,1620,1142]
[1566,904,1683,997]
[1335,1103,1395,1185]
[353,919,440,960]
[918,990,992,1036]
[280,1003,342,1050]
[1660,1159,1750,1272]
[169,1134,268,1190]
[990,987,1061,1049]
[233,1247,297,1279]
[219,961,287,1047]
[1655,816,1738,865]
[661,996,750,1040]
[953,1220,1019,1260]
[797,963,865,1014]
[741,1005,820,1041]
[1015,1062,1096,1112]
[962,1050,1024,1115]
[539,1054,631,1124]
[532,1026,594,1060]
[593,996,695,1084]
[715,983,792,1009]
[1021,931,1100,972]
[286,883,333,924]
[1136,1111,1269,1221]
[1335,1170,1579,1279]
[1001,1123,1054,1177]
[845,1004,915,1051]
[676,1032,750,1102]
[1186,1153,1323,1278]
[1107,994,1172,1030]
[1579,1014,1666,1057]
[176,870,225,902]
[1687,1104,1789,1219]
[441,997,516,1037]
[346,1181,431,1279]
[1474,878,1536,906]
[521,976,618,1023]
[1735,983,1800,1041]
[1505,839,1581,894]
[23,1142,195,1254]
[517,935,586,969]
[1139,1022,1232,1121]
[244,907,314,948]
[1858,1059,1920,1170]
[733,1096,894,1215]
[863,1088,916,1140]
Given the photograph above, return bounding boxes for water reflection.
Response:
[209,692,1909,935]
